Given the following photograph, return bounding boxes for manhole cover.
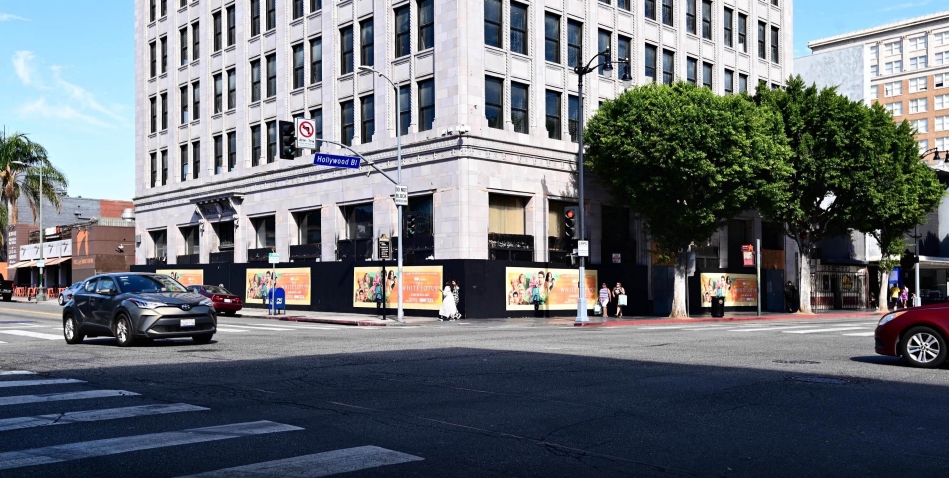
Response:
[791,376,849,384]
[774,360,821,364]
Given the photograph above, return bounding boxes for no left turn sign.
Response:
[295,118,317,149]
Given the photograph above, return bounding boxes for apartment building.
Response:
[134,0,793,268]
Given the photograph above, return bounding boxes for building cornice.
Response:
[808,10,949,50]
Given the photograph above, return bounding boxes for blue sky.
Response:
[0,1,945,201]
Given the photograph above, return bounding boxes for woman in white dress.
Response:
[438,281,458,321]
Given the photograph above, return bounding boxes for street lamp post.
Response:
[571,49,632,323]
[359,65,405,322]
[914,148,946,307]
[13,161,46,301]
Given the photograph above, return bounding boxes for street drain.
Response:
[774,360,821,364]
[791,376,849,385]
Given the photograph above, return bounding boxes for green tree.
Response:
[0,131,69,247]
[851,106,944,312]
[754,77,875,314]
[585,83,791,318]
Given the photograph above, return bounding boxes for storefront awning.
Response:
[8,260,36,269]
[43,257,71,266]
[918,256,949,270]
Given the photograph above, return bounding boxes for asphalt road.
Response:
[0,301,947,477]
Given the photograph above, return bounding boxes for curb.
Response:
[252,315,393,327]
[573,311,882,327]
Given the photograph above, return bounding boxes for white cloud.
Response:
[18,98,115,129]
[0,13,29,22]
[50,66,124,122]
[12,51,36,86]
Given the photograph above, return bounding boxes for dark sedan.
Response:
[187,285,242,315]
[62,273,216,347]
[875,304,949,368]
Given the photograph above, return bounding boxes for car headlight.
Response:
[199,298,213,307]
[129,299,166,309]
[878,312,902,327]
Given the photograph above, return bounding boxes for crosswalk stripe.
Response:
[0,420,303,471]
[0,403,209,432]
[729,325,824,332]
[0,330,62,341]
[215,324,290,331]
[179,445,424,478]
[0,390,140,407]
[783,326,871,334]
[842,332,876,337]
[0,372,35,376]
[247,323,343,330]
[0,378,84,389]
[214,326,249,333]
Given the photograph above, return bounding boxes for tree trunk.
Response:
[670,249,689,318]
[798,252,813,314]
[877,270,891,313]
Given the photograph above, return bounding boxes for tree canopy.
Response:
[0,131,69,247]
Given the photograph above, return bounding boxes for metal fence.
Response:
[810,269,868,311]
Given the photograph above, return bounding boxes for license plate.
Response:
[180,319,196,328]
[223,299,232,303]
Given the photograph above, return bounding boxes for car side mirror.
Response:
[97,288,116,296]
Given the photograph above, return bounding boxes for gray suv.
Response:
[63,273,217,346]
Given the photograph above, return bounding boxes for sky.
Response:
[0,0,946,201]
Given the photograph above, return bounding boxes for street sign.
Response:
[295,118,316,149]
[742,244,755,267]
[268,252,279,264]
[612,253,621,264]
[578,240,589,257]
[379,235,391,260]
[36,259,45,268]
[394,185,408,206]
[313,153,361,169]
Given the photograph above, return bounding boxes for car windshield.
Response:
[116,275,188,294]
[205,285,232,295]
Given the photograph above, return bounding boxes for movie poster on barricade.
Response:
[246,267,312,305]
[700,273,758,307]
[353,266,443,310]
[156,269,205,287]
[504,267,598,311]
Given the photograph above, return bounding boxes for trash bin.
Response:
[710,297,725,318]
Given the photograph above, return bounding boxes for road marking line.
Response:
[179,445,423,478]
[729,325,826,332]
[0,379,84,388]
[214,327,249,333]
[783,326,871,334]
[842,332,876,337]
[247,323,343,330]
[215,324,290,331]
[0,420,303,471]
[0,324,44,329]
[0,330,62,341]
[0,403,209,432]
[0,390,140,407]
[0,372,35,376]
[0,308,62,317]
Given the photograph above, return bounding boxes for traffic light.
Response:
[278,120,296,159]
[406,215,417,238]
[563,206,579,240]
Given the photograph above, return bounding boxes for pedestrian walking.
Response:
[612,282,626,318]
[451,280,462,320]
[900,286,909,309]
[597,283,611,318]
[889,284,900,310]
[784,281,798,313]
[438,281,458,321]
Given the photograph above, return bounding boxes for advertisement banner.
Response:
[156,269,205,287]
[353,266,443,310]
[700,273,758,307]
[505,267,598,311]
[246,267,311,305]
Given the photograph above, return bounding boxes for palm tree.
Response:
[0,131,69,247]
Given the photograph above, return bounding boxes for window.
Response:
[910,56,927,70]
[192,21,199,60]
[598,30,611,75]
[226,6,235,46]
[341,100,355,146]
[884,81,901,96]
[567,20,582,68]
[251,125,261,167]
[937,137,949,151]
[310,38,322,84]
[340,26,354,74]
[251,0,260,36]
[192,81,200,120]
[180,144,189,181]
[419,0,434,50]
[292,0,304,19]
[686,0,696,35]
[227,132,236,172]
[192,141,200,178]
[871,65,879,77]
[723,8,733,48]
[266,0,276,31]
[360,19,373,66]
[885,102,903,116]
[909,36,926,51]
[213,11,221,51]
[936,32,949,46]
[161,150,168,186]
[645,44,657,82]
[484,0,502,48]
[180,28,188,65]
[488,194,525,235]
[419,79,435,132]
[227,68,236,110]
[737,13,747,53]
[869,45,878,59]
[544,13,560,63]
[160,0,167,16]
[545,90,561,140]
[160,92,168,129]
[568,95,579,142]
[180,85,189,123]
[911,119,928,133]
[149,231,167,260]
[266,120,276,162]
[645,0,656,21]
[870,85,879,100]
[724,69,734,94]
[686,57,697,85]
[266,53,277,97]
[182,226,199,256]
[702,62,712,89]
[213,135,223,174]
[511,82,528,134]
[250,60,261,101]
[662,0,673,26]
[149,41,156,77]
[297,211,322,245]
[311,0,322,12]
[936,74,949,89]
[909,77,927,93]
[758,22,766,59]
[937,94,949,110]
[160,37,167,73]
[485,76,503,129]
[395,6,411,57]
[937,52,949,66]
[910,98,927,114]
[149,0,155,22]
[343,204,373,240]
[149,96,157,133]
[701,1,712,40]
[660,49,674,85]
[739,73,748,94]
[149,152,156,187]
[309,108,323,151]
[252,216,276,248]
[360,95,374,143]
[618,35,632,80]
[213,73,222,113]
[510,2,528,55]
[292,43,305,89]
[885,41,901,55]
[393,84,410,136]
[918,139,929,154]
[771,27,779,63]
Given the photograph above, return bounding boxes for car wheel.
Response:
[2,294,10,302]
[114,315,135,347]
[63,316,84,345]
[192,334,213,344]
[58,294,65,306]
[900,326,948,368]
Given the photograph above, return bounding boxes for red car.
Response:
[187,285,242,316]
[875,304,949,368]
